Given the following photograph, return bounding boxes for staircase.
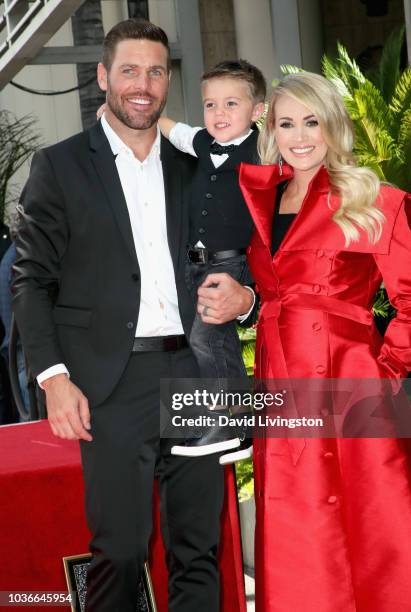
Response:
[0,0,86,89]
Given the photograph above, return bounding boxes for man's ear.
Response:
[252,102,265,123]
[97,62,108,92]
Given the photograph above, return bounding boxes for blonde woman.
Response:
[239,72,411,611]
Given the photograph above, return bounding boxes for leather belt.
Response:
[132,335,188,352]
[187,247,246,265]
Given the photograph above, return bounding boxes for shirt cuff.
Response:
[37,364,70,388]
[237,286,256,322]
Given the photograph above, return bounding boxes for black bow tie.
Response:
[210,142,237,155]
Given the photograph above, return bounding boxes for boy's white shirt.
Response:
[169,122,256,322]
[169,123,253,168]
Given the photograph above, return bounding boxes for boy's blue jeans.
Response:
[186,254,248,381]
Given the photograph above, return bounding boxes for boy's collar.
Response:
[213,128,253,148]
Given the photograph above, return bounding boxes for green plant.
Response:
[235,457,254,501]
[238,325,256,377]
[0,111,40,224]
[318,28,411,191]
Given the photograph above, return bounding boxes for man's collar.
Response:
[101,113,161,159]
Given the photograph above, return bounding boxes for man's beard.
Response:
[106,87,167,130]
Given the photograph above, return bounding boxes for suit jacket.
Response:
[12,121,196,407]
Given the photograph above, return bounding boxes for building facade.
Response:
[0,0,408,207]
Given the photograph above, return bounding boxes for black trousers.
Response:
[80,347,225,612]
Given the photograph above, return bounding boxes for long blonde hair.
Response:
[258,72,384,245]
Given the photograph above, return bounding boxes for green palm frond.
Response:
[322,55,353,100]
[394,107,411,188]
[377,26,404,103]
[390,68,411,140]
[0,112,41,223]
[350,78,393,128]
[235,459,254,500]
[242,343,256,377]
[334,42,366,91]
[373,287,395,318]
[280,64,304,75]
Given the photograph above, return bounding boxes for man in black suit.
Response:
[12,19,253,612]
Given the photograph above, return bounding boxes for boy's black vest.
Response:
[189,128,259,251]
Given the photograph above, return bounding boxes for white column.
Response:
[270,0,301,70]
[297,0,323,73]
[100,1,128,32]
[233,0,278,90]
[270,0,323,74]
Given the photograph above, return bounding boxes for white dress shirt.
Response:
[38,115,184,385]
[169,123,253,168]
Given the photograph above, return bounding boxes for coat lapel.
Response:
[239,161,293,248]
[88,122,138,267]
[160,136,183,269]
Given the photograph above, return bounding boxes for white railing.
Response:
[0,0,85,89]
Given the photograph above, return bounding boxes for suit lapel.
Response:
[88,122,138,267]
[161,136,183,269]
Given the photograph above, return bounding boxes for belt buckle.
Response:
[197,248,208,264]
[189,247,208,264]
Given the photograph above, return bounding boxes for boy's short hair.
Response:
[102,19,171,72]
[201,60,266,103]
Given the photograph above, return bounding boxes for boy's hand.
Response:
[96,103,107,119]
[158,117,177,139]
[197,273,254,323]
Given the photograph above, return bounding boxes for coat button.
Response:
[205,192,213,199]
[210,174,217,182]
[317,249,324,257]
[198,227,205,234]
[131,273,139,281]
[127,322,134,329]
[312,322,322,331]
[201,209,208,216]
[327,495,338,504]
[313,284,321,293]
[316,365,326,374]
[323,452,334,459]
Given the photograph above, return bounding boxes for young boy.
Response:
[159,60,266,463]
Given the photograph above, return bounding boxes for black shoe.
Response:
[219,441,253,465]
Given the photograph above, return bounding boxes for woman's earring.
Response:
[279,155,283,176]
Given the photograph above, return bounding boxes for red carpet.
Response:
[0,420,246,611]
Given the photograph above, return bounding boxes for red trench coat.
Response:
[239,162,411,612]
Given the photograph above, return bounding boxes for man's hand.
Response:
[197,273,254,324]
[42,374,92,441]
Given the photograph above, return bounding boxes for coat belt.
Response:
[256,293,373,465]
[259,293,373,326]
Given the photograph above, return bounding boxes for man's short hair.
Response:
[102,19,171,72]
[201,60,266,103]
